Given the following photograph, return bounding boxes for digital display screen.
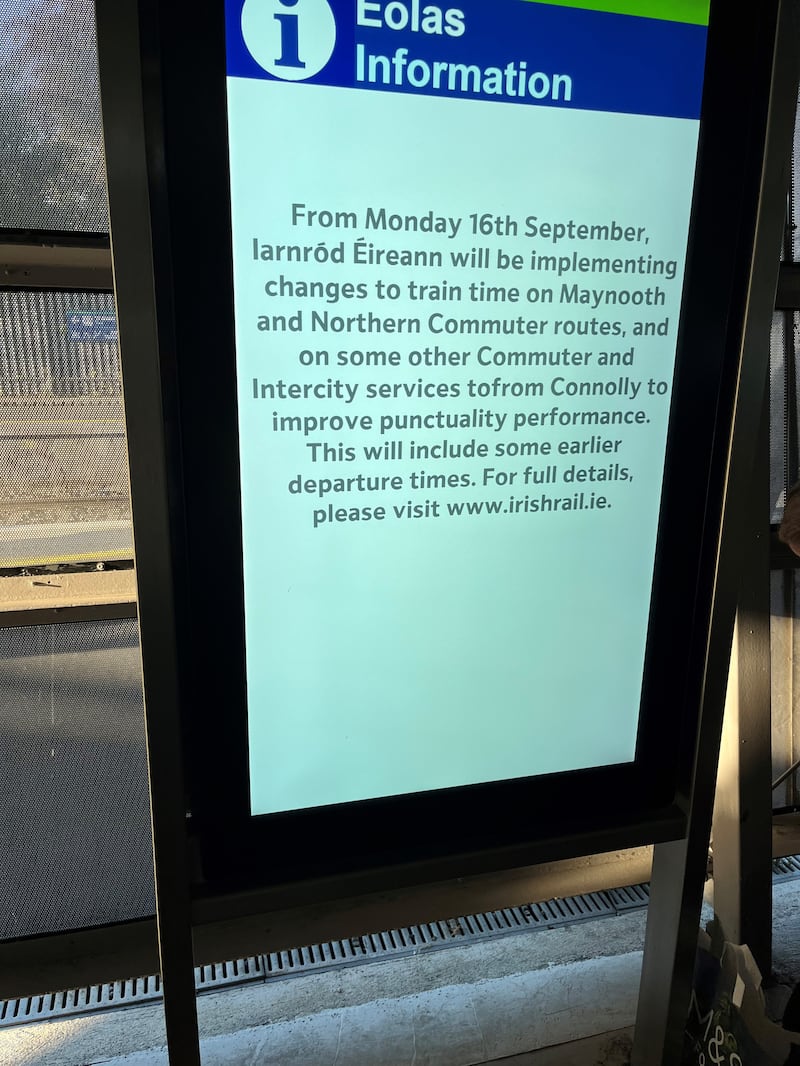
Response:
[224,0,709,817]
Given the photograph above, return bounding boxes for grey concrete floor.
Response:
[2,879,799,1066]
[1,909,649,1066]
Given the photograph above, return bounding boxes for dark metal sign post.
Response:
[634,2,800,1058]
[96,3,202,1062]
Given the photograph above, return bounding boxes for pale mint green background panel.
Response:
[226,81,699,815]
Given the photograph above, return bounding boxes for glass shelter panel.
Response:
[0,0,107,234]
[0,290,131,569]
[0,618,154,940]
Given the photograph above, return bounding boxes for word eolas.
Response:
[357,1,466,37]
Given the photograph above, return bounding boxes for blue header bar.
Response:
[226,0,707,120]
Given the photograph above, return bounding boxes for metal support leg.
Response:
[95,3,202,1063]
[712,404,772,974]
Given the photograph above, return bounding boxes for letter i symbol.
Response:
[275,0,305,69]
[242,0,335,80]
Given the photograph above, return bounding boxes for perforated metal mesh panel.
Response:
[0,291,131,566]
[0,0,107,233]
[0,291,119,398]
[790,87,800,262]
[0,618,154,940]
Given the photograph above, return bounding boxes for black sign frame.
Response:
[109,0,779,897]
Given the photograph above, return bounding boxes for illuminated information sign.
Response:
[224,0,709,816]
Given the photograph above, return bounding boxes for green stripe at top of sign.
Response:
[521,0,710,25]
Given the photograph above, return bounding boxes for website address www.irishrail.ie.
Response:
[446,492,610,515]
[310,491,613,527]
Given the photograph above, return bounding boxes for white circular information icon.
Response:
[241,0,337,81]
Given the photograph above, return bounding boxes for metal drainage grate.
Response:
[0,958,264,1030]
[0,974,163,1027]
[773,854,800,882]
[261,890,617,979]
[7,858,798,1031]
[607,883,651,912]
[0,880,653,1030]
